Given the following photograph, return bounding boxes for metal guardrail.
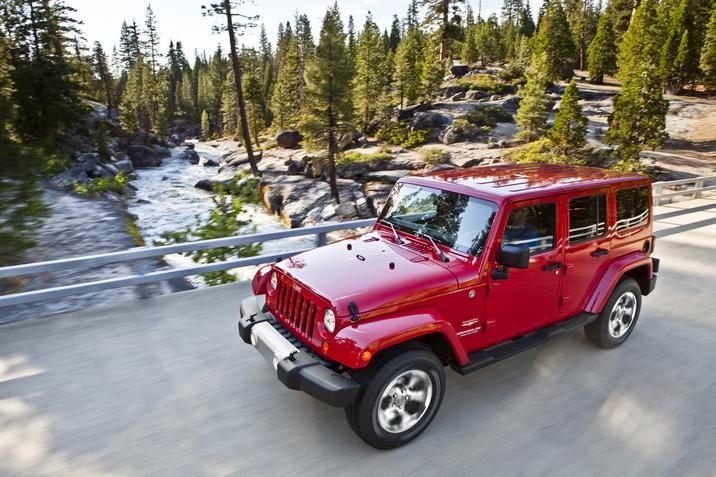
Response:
[0,219,375,308]
[2,175,715,309]
[652,176,716,205]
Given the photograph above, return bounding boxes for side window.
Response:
[503,203,556,254]
[569,194,607,244]
[616,186,649,231]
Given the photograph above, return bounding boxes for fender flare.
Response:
[584,252,653,314]
[333,307,468,369]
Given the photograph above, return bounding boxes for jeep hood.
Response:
[275,233,458,317]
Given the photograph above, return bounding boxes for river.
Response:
[126,143,315,285]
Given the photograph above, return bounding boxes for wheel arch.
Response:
[585,252,653,314]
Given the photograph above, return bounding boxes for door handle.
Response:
[542,262,562,272]
[591,248,609,258]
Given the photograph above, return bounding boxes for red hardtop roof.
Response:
[402,164,649,202]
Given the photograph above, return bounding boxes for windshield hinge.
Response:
[348,301,360,323]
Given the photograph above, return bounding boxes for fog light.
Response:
[321,341,329,354]
[360,351,372,362]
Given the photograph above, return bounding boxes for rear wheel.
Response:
[585,278,641,349]
[345,347,445,449]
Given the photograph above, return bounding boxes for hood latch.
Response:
[348,301,360,323]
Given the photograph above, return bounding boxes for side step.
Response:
[450,312,597,376]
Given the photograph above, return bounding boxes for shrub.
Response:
[74,172,130,197]
[508,137,588,165]
[465,106,513,128]
[497,66,526,85]
[376,121,430,149]
[154,187,262,286]
[421,147,451,164]
[457,74,513,95]
[338,151,393,166]
[450,118,474,135]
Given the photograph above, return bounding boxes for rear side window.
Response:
[616,186,649,231]
[569,194,607,243]
[503,203,556,255]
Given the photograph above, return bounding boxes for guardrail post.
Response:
[134,260,151,299]
[694,179,704,199]
[652,183,663,206]
[316,232,327,247]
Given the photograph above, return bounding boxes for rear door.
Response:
[485,197,565,341]
[559,189,611,316]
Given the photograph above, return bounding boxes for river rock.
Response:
[336,128,361,151]
[450,92,466,101]
[180,141,195,149]
[153,145,172,158]
[450,65,470,77]
[49,169,90,190]
[286,158,306,174]
[113,158,135,174]
[127,145,161,168]
[177,147,200,164]
[276,130,302,149]
[412,111,451,130]
[199,156,219,167]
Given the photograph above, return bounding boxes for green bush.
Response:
[457,74,514,95]
[497,66,526,85]
[508,137,588,165]
[450,118,475,134]
[74,172,130,197]
[229,172,261,204]
[154,187,261,286]
[464,106,513,128]
[376,122,431,149]
[338,151,393,166]
[421,147,451,164]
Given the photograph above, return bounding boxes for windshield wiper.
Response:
[380,219,404,245]
[417,231,449,262]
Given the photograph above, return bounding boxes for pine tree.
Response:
[394,22,424,107]
[421,34,444,99]
[701,4,716,94]
[659,0,701,93]
[270,34,302,130]
[515,52,553,141]
[389,15,401,52]
[347,15,357,61]
[92,41,115,113]
[532,0,576,81]
[421,0,466,60]
[201,109,210,139]
[476,14,503,65]
[606,0,668,171]
[461,6,479,65]
[118,20,141,71]
[354,13,388,127]
[587,14,617,84]
[243,70,265,146]
[518,2,536,37]
[302,2,354,203]
[144,3,160,76]
[549,79,587,150]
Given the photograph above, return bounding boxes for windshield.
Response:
[379,182,497,256]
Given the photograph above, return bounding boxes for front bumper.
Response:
[238,296,360,407]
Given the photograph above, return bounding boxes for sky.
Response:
[69,0,508,61]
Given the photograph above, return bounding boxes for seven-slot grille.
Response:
[273,276,319,339]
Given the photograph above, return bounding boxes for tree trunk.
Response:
[440,0,450,61]
[327,105,340,204]
[224,0,259,176]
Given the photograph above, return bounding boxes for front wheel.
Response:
[584,278,642,349]
[345,347,445,449]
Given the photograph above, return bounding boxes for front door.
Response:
[485,199,565,341]
[560,191,611,316]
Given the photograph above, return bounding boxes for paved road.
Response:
[2,199,716,477]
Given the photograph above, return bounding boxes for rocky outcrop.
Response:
[260,175,371,228]
[127,145,162,168]
[276,130,302,149]
[395,103,429,121]
[412,111,451,130]
[450,65,470,78]
[465,90,489,101]
[199,156,219,167]
[443,85,468,98]
[153,145,172,158]
[177,147,200,164]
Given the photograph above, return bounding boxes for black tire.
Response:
[345,347,445,449]
[584,278,642,349]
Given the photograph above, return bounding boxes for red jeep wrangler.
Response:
[239,164,659,449]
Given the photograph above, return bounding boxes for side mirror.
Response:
[497,244,530,269]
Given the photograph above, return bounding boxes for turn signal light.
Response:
[321,341,330,354]
[360,351,372,362]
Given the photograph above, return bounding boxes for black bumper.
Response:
[238,296,360,407]
[644,257,659,295]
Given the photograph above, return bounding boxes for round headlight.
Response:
[269,272,278,290]
[323,309,336,333]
